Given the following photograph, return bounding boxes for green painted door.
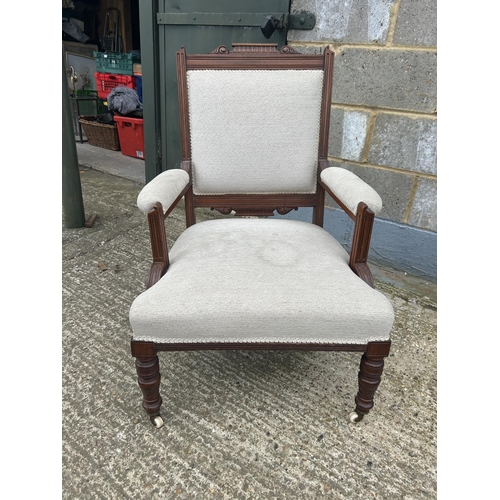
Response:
[140,0,291,182]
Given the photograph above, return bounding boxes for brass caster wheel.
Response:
[349,411,364,423]
[151,415,164,428]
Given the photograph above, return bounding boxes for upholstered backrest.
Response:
[186,69,324,195]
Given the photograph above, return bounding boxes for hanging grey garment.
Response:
[62,18,90,43]
[107,87,143,115]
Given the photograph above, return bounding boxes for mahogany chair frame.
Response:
[131,44,391,427]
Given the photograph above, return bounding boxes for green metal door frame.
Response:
[139,0,162,182]
[139,0,315,183]
[62,46,86,228]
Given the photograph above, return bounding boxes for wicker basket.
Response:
[78,116,120,151]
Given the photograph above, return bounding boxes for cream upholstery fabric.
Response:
[321,167,383,216]
[187,70,324,195]
[129,219,394,344]
[137,169,190,214]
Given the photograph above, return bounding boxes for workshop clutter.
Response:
[78,113,120,151]
[78,50,144,158]
[94,72,136,100]
[113,115,145,159]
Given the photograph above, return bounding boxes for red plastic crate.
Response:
[94,72,136,100]
[113,115,145,159]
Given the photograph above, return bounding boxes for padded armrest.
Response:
[321,167,382,216]
[137,169,190,214]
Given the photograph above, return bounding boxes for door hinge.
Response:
[288,13,316,30]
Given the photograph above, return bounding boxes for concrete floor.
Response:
[62,144,437,499]
[76,142,146,184]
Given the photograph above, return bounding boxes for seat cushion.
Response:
[129,219,394,344]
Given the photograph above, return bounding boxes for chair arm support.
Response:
[349,203,375,287]
[320,167,382,218]
[139,166,192,288]
[319,166,379,287]
[137,169,190,215]
[146,203,169,288]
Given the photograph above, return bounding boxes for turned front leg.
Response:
[352,341,391,422]
[135,355,163,418]
[131,341,164,427]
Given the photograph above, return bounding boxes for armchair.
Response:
[129,44,394,428]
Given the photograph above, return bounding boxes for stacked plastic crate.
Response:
[93,51,139,103]
[93,51,145,160]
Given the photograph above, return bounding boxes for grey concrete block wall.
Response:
[332,48,437,112]
[328,108,370,162]
[408,177,437,231]
[393,0,437,46]
[290,0,396,44]
[369,114,437,174]
[288,0,437,278]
